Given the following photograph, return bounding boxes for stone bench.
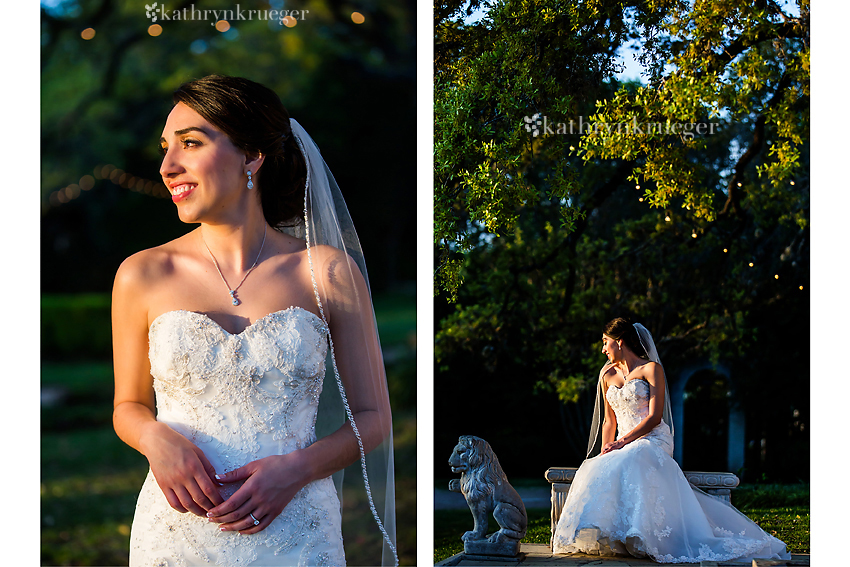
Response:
[545,466,740,548]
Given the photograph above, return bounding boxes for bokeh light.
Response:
[148,24,162,36]
[282,16,297,27]
[351,12,366,24]
[215,20,230,32]
[46,164,171,211]
[81,28,95,40]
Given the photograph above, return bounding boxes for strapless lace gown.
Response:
[129,308,346,567]
[553,378,789,563]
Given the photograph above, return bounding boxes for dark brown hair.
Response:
[603,317,648,360]
[172,75,306,227]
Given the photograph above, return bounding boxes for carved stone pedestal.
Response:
[463,539,521,557]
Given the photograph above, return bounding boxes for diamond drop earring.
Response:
[246,170,254,190]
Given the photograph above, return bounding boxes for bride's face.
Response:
[159,102,252,224]
[601,334,621,362]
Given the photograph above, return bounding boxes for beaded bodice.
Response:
[148,307,329,475]
[131,307,345,567]
[606,378,673,451]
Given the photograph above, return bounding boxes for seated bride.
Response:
[552,317,789,563]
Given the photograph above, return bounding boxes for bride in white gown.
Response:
[552,318,789,563]
[112,75,397,566]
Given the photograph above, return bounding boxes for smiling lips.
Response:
[170,183,196,202]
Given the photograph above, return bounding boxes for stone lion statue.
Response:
[448,435,527,546]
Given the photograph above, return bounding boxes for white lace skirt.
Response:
[552,427,789,563]
[129,470,345,567]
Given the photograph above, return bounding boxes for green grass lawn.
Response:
[434,486,810,564]
[434,509,553,564]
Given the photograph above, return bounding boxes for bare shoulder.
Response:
[639,361,665,384]
[112,233,195,309]
[293,243,366,293]
[601,363,618,386]
[114,239,183,290]
[308,243,355,265]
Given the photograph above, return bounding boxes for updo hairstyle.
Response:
[172,75,307,228]
[603,317,649,360]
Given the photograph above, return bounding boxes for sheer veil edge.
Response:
[288,119,398,566]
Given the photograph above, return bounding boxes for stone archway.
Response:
[670,362,745,473]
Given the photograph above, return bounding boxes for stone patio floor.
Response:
[435,543,810,567]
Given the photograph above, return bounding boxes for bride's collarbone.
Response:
[607,371,651,390]
[614,361,654,384]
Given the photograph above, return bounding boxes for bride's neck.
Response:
[197,221,269,270]
[615,352,643,375]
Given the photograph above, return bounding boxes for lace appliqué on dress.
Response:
[130,308,345,567]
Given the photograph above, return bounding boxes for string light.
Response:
[351,12,366,24]
[81,28,96,40]
[799,285,803,290]
[148,24,162,36]
[691,230,697,238]
[748,262,754,267]
[46,165,169,210]
[790,180,796,186]
[665,215,671,222]
[638,197,644,202]
[282,16,297,27]
[215,20,230,32]
[723,248,728,253]
[774,274,779,279]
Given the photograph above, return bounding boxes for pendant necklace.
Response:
[202,224,267,306]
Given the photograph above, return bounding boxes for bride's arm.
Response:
[602,363,665,452]
[600,372,618,449]
[297,246,392,475]
[111,252,224,517]
[208,246,392,534]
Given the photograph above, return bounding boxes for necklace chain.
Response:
[202,225,267,306]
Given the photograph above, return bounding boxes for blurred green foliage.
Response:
[41,294,112,361]
[42,0,416,294]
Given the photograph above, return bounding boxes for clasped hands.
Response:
[601,438,627,454]
[206,454,306,534]
[142,425,307,535]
